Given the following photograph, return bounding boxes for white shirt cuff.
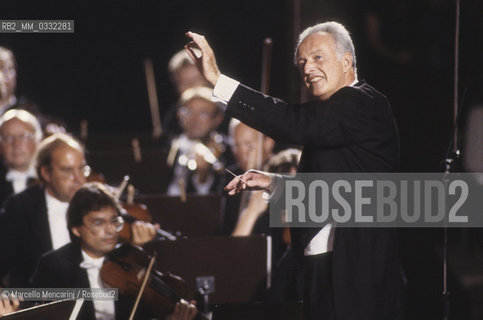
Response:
[212,74,240,105]
[262,173,283,203]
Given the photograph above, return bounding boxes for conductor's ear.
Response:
[342,52,353,72]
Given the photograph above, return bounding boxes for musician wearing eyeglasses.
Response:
[166,86,232,196]
[31,183,197,320]
[0,133,86,287]
[0,109,43,207]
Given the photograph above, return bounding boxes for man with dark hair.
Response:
[31,183,197,320]
[186,21,403,320]
[0,133,159,288]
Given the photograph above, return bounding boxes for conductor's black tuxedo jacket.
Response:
[226,81,404,320]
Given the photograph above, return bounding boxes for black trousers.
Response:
[304,252,335,320]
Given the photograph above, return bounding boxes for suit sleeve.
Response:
[226,84,378,147]
[0,197,21,277]
[30,253,59,288]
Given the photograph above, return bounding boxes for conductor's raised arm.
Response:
[184,31,220,87]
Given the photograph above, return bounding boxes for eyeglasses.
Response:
[53,164,92,179]
[86,216,124,233]
[178,107,218,121]
[0,132,35,144]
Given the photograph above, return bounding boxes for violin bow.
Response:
[115,175,130,200]
[128,255,156,320]
[144,58,163,138]
[258,37,272,169]
[238,38,272,215]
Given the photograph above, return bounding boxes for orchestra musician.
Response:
[0,133,158,287]
[221,119,274,235]
[166,86,231,196]
[31,182,197,320]
[186,21,404,320]
[0,109,43,207]
[0,47,43,119]
[0,47,18,115]
[162,48,212,137]
[0,46,65,136]
[0,295,19,317]
[0,133,86,287]
[231,148,302,237]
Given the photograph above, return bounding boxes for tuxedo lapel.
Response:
[62,243,97,320]
[0,169,14,206]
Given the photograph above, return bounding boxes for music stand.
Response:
[144,235,270,305]
[212,302,303,320]
[136,194,223,236]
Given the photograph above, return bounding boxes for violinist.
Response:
[162,48,212,137]
[0,295,19,317]
[31,182,197,320]
[166,86,231,196]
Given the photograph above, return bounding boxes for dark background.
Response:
[2,0,483,319]
[1,0,482,172]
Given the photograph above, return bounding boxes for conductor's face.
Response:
[296,32,353,101]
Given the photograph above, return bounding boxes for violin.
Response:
[100,243,208,320]
[119,207,177,242]
[168,132,227,174]
[119,184,177,242]
[112,177,176,242]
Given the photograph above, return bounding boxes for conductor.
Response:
[185,21,404,320]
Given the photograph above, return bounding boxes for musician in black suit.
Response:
[0,132,160,289]
[0,133,87,287]
[0,109,42,207]
[31,182,197,320]
[186,21,404,320]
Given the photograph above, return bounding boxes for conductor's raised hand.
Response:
[185,31,221,87]
[224,170,275,195]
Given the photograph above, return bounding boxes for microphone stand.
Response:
[441,1,461,319]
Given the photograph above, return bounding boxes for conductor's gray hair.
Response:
[294,21,357,73]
